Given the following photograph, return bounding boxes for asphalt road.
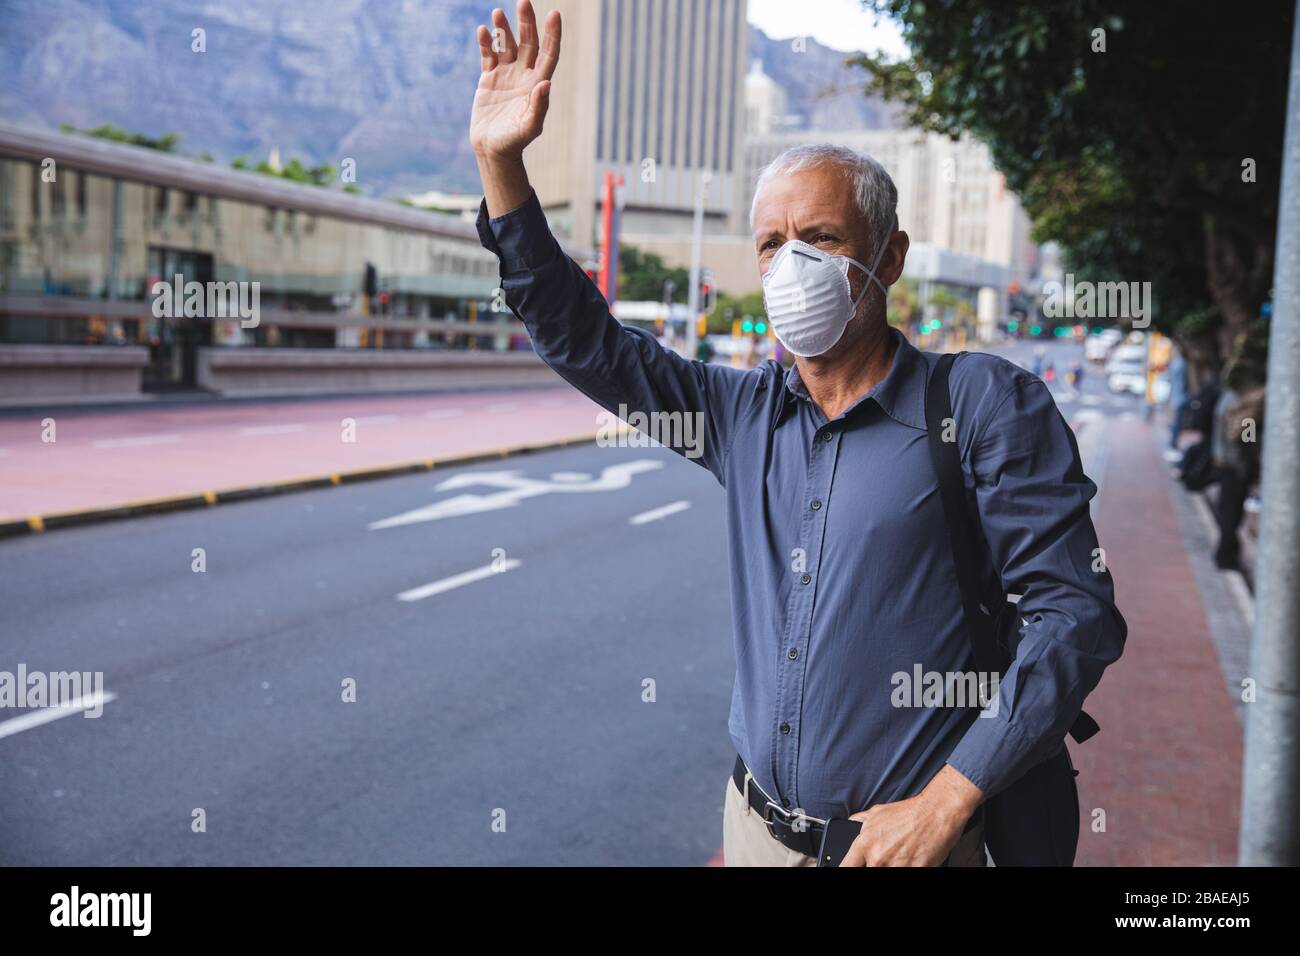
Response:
[0,440,735,865]
[0,337,1143,866]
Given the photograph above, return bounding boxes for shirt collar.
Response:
[780,327,928,431]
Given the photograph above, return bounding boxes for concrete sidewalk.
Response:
[0,386,607,529]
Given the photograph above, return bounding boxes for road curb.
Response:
[0,429,607,540]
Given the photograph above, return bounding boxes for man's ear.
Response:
[880,230,910,286]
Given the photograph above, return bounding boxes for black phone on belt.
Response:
[816,818,863,867]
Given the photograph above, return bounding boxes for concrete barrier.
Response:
[0,345,149,404]
[196,346,560,397]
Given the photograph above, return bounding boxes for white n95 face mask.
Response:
[761,238,890,358]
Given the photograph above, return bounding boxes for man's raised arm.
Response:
[468,2,764,482]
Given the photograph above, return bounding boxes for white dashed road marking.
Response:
[396,559,522,602]
[92,434,181,449]
[0,691,118,739]
[629,500,692,525]
[240,424,305,436]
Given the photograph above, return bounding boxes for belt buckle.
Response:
[763,799,820,836]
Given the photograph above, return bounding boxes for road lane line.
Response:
[353,415,400,426]
[92,434,181,449]
[424,409,464,419]
[629,500,691,525]
[485,402,519,413]
[0,691,118,739]
[396,559,522,601]
[240,424,306,436]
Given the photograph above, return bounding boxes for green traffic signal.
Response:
[1030,324,1042,336]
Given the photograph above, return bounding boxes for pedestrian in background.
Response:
[1211,353,1267,571]
[1164,347,1190,462]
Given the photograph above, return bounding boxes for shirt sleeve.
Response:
[943,374,1127,798]
[475,189,764,484]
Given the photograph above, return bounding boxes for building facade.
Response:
[528,0,750,248]
[0,122,592,399]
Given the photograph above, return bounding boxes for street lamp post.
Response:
[686,171,712,361]
[1239,0,1300,867]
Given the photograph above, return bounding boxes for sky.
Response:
[747,0,909,58]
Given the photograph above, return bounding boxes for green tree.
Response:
[61,124,181,152]
[853,0,1290,368]
[616,245,691,303]
[710,290,767,335]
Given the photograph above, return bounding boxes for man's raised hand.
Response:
[470,2,562,162]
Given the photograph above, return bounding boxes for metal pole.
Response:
[686,171,711,361]
[1239,0,1300,866]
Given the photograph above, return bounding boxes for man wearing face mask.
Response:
[470,3,1125,867]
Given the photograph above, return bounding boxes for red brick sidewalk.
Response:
[1077,418,1243,865]
[0,386,605,522]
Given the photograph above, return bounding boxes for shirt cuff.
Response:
[944,707,1038,798]
[474,189,562,275]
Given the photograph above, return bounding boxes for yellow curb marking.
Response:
[27,515,45,533]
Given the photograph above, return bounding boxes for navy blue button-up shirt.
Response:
[476,190,1126,822]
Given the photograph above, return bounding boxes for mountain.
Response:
[0,0,490,195]
[0,0,897,197]
[747,25,900,132]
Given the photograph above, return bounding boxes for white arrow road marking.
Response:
[397,559,521,602]
[93,434,181,449]
[629,500,691,525]
[370,459,664,529]
[0,691,117,739]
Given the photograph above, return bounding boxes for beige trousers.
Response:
[722,774,988,867]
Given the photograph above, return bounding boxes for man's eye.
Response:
[813,234,835,243]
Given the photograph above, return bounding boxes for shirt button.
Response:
[800,573,811,585]
[810,499,822,511]
[788,648,799,660]
[821,431,833,442]
[780,722,791,735]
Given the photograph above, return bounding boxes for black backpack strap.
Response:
[925,352,1099,745]
[925,353,1004,682]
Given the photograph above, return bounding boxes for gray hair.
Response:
[750,144,899,256]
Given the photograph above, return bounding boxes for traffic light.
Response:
[700,268,716,313]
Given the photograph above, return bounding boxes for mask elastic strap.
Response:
[844,237,891,312]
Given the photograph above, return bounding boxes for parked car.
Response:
[1106,344,1148,395]
[1085,328,1123,363]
